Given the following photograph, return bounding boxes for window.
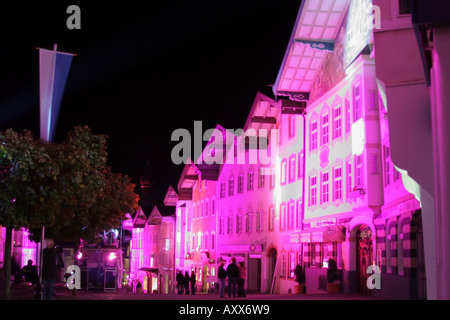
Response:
[238,174,244,193]
[220,181,226,198]
[258,168,265,188]
[236,213,242,234]
[289,155,296,182]
[333,104,342,139]
[322,243,335,268]
[281,159,287,185]
[204,200,209,217]
[197,233,202,250]
[211,198,216,216]
[228,177,234,196]
[281,253,287,277]
[219,215,225,234]
[298,152,304,178]
[333,167,343,201]
[321,172,329,204]
[289,115,295,138]
[270,167,275,189]
[296,200,303,228]
[289,253,295,278]
[355,154,364,189]
[256,210,264,232]
[399,0,411,14]
[227,215,233,234]
[310,120,318,151]
[288,202,295,229]
[346,161,352,196]
[247,170,254,191]
[280,203,286,231]
[246,212,253,233]
[345,97,351,133]
[393,167,401,182]
[211,233,215,250]
[309,176,317,206]
[204,233,208,250]
[384,146,391,186]
[269,206,275,231]
[353,84,362,122]
[310,243,321,267]
[321,114,329,145]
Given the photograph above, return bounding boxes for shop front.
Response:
[297,225,346,294]
[217,243,264,293]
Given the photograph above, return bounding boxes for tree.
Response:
[1,126,139,299]
[0,129,58,299]
[40,126,139,243]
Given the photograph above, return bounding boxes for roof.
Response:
[163,185,178,207]
[273,0,350,100]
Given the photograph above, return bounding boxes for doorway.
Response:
[248,257,261,292]
[267,247,277,293]
[356,225,373,295]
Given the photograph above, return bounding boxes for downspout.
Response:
[301,105,307,269]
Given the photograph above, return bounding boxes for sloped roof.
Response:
[273,0,350,100]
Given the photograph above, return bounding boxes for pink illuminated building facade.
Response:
[0,227,38,274]
[129,0,450,299]
[129,200,175,294]
[215,94,280,294]
[271,0,427,299]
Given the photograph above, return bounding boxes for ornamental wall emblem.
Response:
[320,146,329,168]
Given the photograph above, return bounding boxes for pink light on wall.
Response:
[109,252,117,261]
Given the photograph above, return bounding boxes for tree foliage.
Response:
[0,129,58,229]
[1,125,139,299]
[1,125,140,241]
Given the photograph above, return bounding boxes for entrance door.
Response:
[356,225,373,295]
[202,265,209,292]
[267,248,277,293]
[248,258,261,292]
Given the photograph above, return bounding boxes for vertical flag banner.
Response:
[39,46,73,142]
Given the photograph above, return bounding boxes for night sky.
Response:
[0,1,301,206]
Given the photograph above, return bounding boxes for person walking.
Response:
[190,271,196,295]
[184,271,190,295]
[42,239,59,300]
[218,261,227,298]
[176,271,184,294]
[238,262,247,297]
[226,257,239,298]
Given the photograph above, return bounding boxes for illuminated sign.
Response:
[344,0,376,67]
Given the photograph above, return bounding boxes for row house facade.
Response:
[129,202,175,294]
[150,0,437,299]
[272,0,425,299]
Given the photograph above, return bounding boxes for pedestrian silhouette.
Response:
[226,257,239,298]
[20,260,39,285]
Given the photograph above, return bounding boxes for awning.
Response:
[139,268,158,278]
[297,225,346,243]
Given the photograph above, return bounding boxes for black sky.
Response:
[0,0,300,205]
